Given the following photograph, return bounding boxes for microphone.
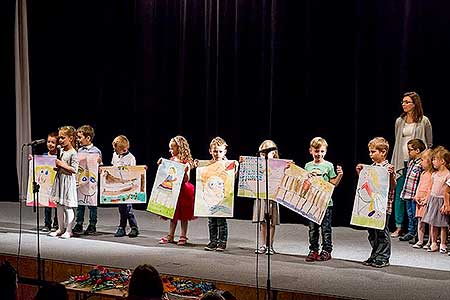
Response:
[25,139,46,146]
[257,146,278,155]
[56,145,62,160]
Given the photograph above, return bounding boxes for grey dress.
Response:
[51,148,79,207]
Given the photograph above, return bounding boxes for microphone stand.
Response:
[263,153,271,300]
[30,144,43,283]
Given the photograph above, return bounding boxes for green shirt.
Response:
[304,160,337,206]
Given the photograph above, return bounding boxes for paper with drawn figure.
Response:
[194,160,237,217]
[99,165,147,204]
[26,155,57,207]
[147,159,186,219]
[274,164,335,225]
[350,165,389,230]
[237,156,290,200]
[76,153,100,206]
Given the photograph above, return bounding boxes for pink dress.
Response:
[422,171,450,227]
[414,171,432,218]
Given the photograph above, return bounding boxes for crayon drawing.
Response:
[99,165,146,204]
[26,155,57,207]
[76,152,100,206]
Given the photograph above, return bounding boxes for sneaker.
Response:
[409,235,418,244]
[371,260,390,268]
[305,250,320,262]
[84,225,96,235]
[399,233,415,241]
[204,242,217,251]
[114,227,126,237]
[255,245,267,254]
[318,250,332,261]
[60,232,72,239]
[216,243,227,252]
[51,224,59,232]
[266,247,275,255]
[362,257,375,266]
[72,224,83,235]
[41,225,51,232]
[128,227,139,238]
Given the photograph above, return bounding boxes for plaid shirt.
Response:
[400,158,423,200]
[373,160,396,215]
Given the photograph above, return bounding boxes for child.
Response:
[304,137,343,262]
[398,138,426,242]
[41,131,59,232]
[111,135,140,238]
[412,149,434,249]
[49,126,79,239]
[159,135,195,246]
[356,137,396,268]
[421,146,450,253]
[254,140,282,255]
[200,137,237,251]
[73,125,103,235]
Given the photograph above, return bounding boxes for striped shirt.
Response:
[400,158,423,200]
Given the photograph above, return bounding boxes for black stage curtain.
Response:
[3,0,449,227]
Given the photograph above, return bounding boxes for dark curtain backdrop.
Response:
[3,0,449,228]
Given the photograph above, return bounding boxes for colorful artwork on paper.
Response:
[76,153,100,206]
[99,165,147,204]
[147,159,185,219]
[274,164,335,225]
[237,156,290,200]
[26,155,57,207]
[194,160,237,217]
[350,165,389,230]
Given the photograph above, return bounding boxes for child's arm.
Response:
[440,181,450,215]
[355,163,364,176]
[387,164,396,190]
[330,165,343,186]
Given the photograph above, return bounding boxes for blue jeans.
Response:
[44,207,58,227]
[75,206,98,226]
[208,217,228,244]
[118,204,138,228]
[394,167,406,228]
[308,207,333,253]
[404,199,417,235]
[367,214,391,262]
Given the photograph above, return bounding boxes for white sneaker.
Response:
[49,230,62,237]
[60,232,72,239]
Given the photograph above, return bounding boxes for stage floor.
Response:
[1,202,449,300]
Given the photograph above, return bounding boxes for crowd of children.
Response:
[33,122,450,269]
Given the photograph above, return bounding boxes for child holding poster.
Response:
[304,137,343,262]
[159,135,195,246]
[356,137,396,268]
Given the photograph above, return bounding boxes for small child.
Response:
[304,137,343,262]
[356,137,396,268]
[73,125,103,235]
[159,135,195,246]
[412,149,434,249]
[111,135,140,238]
[49,126,79,239]
[253,140,282,255]
[200,137,237,252]
[42,131,59,232]
[421,146,450,253]
[398,138,426,242]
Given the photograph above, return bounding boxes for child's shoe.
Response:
[60,232,73,239]
[318,250,332,261]
[72,224,83,235]
[412,241,423,249]
[216,242,227,252]
[159,234,175,244]
[255,245,267,254]
[84,224,96,235]
[177,236,188,246]
[49,230,63,237]
[266,247,275,255]
[204,242,217,251]
[362,257,374,266]
[114,227,126,237]
[128,227,139,238]
[41,225,51,232]
[371,260,390,268]
[305,250,320,262]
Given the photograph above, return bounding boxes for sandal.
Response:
[427,244,439,252]
[439,247,448,254]
[177,236,188,246]
[159,235,175,244]
[412,242,423,249]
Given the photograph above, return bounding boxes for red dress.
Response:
[171,158,196,221]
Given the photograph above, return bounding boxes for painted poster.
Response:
[237,156,290,200]
[147,159,185,219]
[274,164,335,225]
[26,155,57,207]
[99,165,147,204]
[194,160,237,217]
[76,153,100,206]
[350,165,389,230]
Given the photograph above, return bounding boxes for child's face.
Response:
[58,131,72,148]
[169,141,179,157]
[407,145,420,160]
[210,145,227,161]
[47,136,57,152]
[77,131,91,147]
[113,144,127,155]
[421,154,431,170]
[309,145,327,163]
[368,147,385,164]
[432,155,445,170]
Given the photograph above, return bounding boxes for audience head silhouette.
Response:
[0,261,18,300]
[35,282,68,300]
[127,264,163,300]
[199,291,226,300]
